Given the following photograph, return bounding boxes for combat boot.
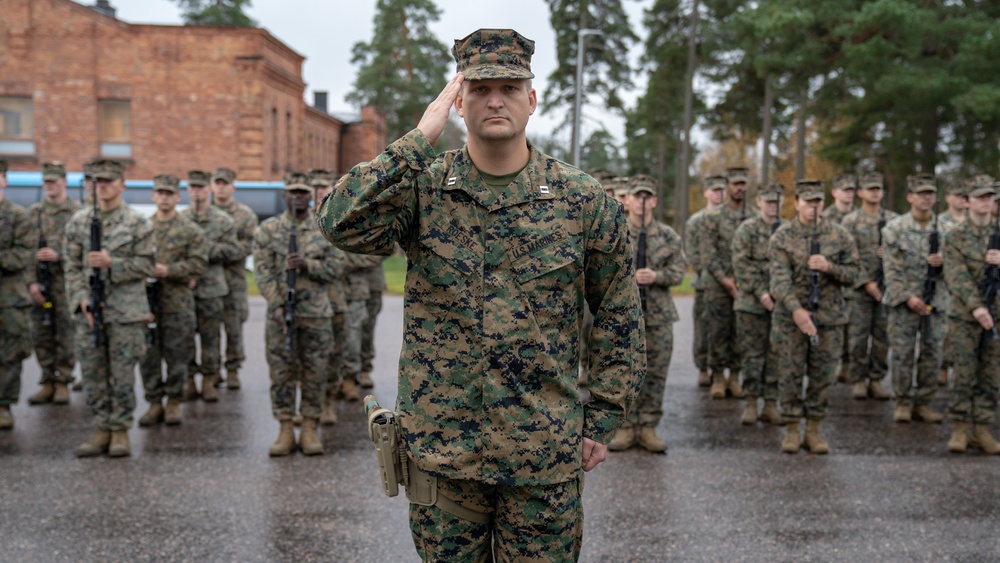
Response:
[938,368,949,387]
[760,400,782,425]
[697,369,711,388]
[53,383,70,404]
[299,417,324,456]
[292,413,303,426]
[108,430,131,458]
[226,369,241,390]
[269,421,296,457]
[72,379,83,392]
[0,406,13,430]
[164,397,182,425]
[358,371,374,389]
[201,375,219,402]
[740,397,758,426]
[709,372,726,400]
[726,372,745,398]
[947,421,968,453]
[320,395,338,426]
[74,430,111,457]
[852,381,868,400]
[781,420,801,454]
[183,377,199,402]
[868,380,891,401]
[912,404,943,423]
[341,378,360,402]
[607,425,636,451]
[138,401,164,427]
[803,419,829,455]
[893,404,911,423]
[836,364,848,384]
[637,426,668,453]
[970,424,1000,455]
[28,383,55,405]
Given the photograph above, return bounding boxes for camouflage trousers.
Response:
[327,312,346,393]
[626,322,673,427]
[139,311,195,402]
[692,289,707,371]
[342,300,368,384]
[703,289,740,372]
[946,319,999,424]
[888,305,944,407]
[222,290,248,371]
[774,315,843,421]
[940,323,955,372]
[76,320,145,430]
[845,295,889,384]
[409,476,583,562]
[30,292,76,384]
[265,316,331,420]
[737,311,778,400]
[190,297,223,379]
[361,292,382,373]
[0,307,32,406]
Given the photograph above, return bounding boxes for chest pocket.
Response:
[413,218,479,309]
[511,237,580,325]
[104,228,134,256]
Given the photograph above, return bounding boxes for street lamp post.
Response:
[572,28,602,168]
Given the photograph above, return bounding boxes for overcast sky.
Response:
[101,0,651,148]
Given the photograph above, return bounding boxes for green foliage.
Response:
[172,0,257,27]
[383,254,407,295]
[346,0,452,141]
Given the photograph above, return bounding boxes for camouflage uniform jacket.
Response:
[181,206,237,300]
[366,255,388,293]
[943,220,998,320]
[254,211,341,318]
[64,204,155,323]
[841,208,899,294]
[343,253,381,302]
[28,198,80,286]
[629,219,686,325]
[938,211,964,234]
[316,129,645,486]
[732,216,787,315]
[883,212,949,309]
[684,207,709,290]
[213,199,258,294]
[822,205,852,224]
[310,210,349,313]
[0,198,33,308]
[698,203,758,292]
[769,218,859,326]
[151,214,208,314]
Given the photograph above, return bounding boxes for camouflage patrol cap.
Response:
[705,175,727,190]
[588,168,614,186]
[628,175,657,197]
[42,161,66,181]
[758,182,785,202]
[187,170,210,186]
[860,172,884,189]
[967,177,997,198]
[611,176,632,197]
[795,179,824,201]
[947,182,967,197]
[90,159,124,181]
[307,168,334,187]
[832,173,857,191]
[452,28,535,80]
[283,171,311,191]
[960,175,994,194]
[726,167,750,184]
[906,173,936,193]
[153,174,181,194]
[211,167,236,183]
[82,162,93,179]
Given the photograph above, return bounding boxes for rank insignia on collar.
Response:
[539,185,549,194]
[447,177,457,186]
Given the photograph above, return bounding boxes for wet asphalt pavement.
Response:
[2,296,998,562]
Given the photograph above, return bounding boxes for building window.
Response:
[0,96,36,156]
[99,100,132,158]
[271,107,279,171]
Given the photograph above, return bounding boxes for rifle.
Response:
[807,209,821,347]
[921,203,941,344]
[88,191,106,348]
[36,211,55,328]
[637,195,648,310]
[982,199,1000,341]
[284,200,299,352]
[145,277,162,353]
[875,208,887,317]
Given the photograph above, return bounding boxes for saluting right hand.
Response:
[416,73,464,146]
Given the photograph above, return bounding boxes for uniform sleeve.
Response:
[63,217,87,308]
[883,222,909,307]
[253,224,283,312]
[823,227,859,287]
[109,218,155,285]
[944,232,984,317]
[305,239,343,284]
[26,207,41,285]
[702,213,729,283]
[769,231,803,313]
[0,208,33,275]
[651,228,686,287]
[210,216,240,264]
[167,228,208,282]
[731,223,758,297]
[231,208,258,263]
[684,216,701,275]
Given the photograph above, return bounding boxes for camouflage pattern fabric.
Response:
[451,28,535,81]
[737,311,778,400]
[409,477,582,562]
[214,199,258,371]
[326,311,345,392]
[317,128,645,486]
[1,199,36,403]
[823,204,854,362]
[883,212,949,310]
[264,316,332,420]
[189,297,223,379]
[181,206,237,300]
[938,211,963,233]
[361,258,387,373]
[887,304,944,406]
[150,214,208,313]
[0,308,31,406]
[140,311,195,402]
[684,208,710,370]
[342,299,368,384]
[77,321,146,430]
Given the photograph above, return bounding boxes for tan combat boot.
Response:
[358,371,374,389]
[292,412,303,426]
[108,430,131,458]
[852,381,868,400]
[970,424,1000,455]
[341,378,360,401]
[697,369,711,388]
[912,405,943,423]
[947,421,968,453]
[0,406,14,430]
[803,419,829,455]
[269,421,296,457]
[201,375,219,402]
[53,383,70,404]
[760,400,782,425]
[138,401,164,427]
[726,372,745,399]
[226,369,241,390]
[607,425,636,451]
[28,383,55,405]
[868,380,891,401]
[164,397,182,425]
[183,377,199,402]
[893,404,912,423]
[320,394,338,426]
[741,397,758,426]
[709,372,726,400]
[938,368,949,387]
[299,417,324,456]
[75,430,111,457]
[781,421,801,454]
[637,426,668,453]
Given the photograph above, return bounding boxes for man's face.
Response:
[832,187,855,206]
[795,196,823,223]
[0,174,7,191]
[283,189,311,212]
[969,194,995,216]
[906,191,936,213]
[313,185,333,204]
[945,193,968,211]
[43,178,67,200]
[706,187,724,206]
[211,179,235,201]
[626,192,657,218]
[152,190,180,212]
[727,180,747,202]
[188,183,211,205]
[95,177,125,205]
[857,185,884,205]
[757,197,780,220]
[455,79,536,142]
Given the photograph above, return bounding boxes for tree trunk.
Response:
[795,87,807,182]
[760,76,773,184]
[675,0,699,234]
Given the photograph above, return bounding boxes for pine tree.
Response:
[171,0,257,27]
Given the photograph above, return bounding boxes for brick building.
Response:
[0,0,386,180]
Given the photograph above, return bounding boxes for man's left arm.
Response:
[651,227,687,287]
[109,217,155,284]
